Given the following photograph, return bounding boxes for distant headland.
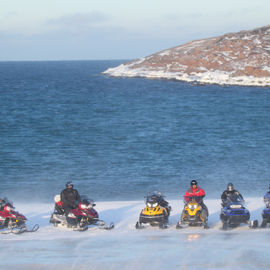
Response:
[103,25,270,87]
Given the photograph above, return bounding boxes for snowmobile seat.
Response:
[54,202,65,215]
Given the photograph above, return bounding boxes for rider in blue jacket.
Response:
[263,185,270,208]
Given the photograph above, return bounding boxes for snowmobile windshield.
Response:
[184,196,203,204]
[145,191,164,199]
[2,197,14,207]
[80,195,95,206]
[152,191,163,197]
[224,194,244,206]
[145,191,164,204]
[264,193,270,206]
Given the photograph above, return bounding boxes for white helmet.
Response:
[54,194,61,203]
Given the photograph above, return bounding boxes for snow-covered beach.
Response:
[1,198,269,270]
[2,61,270,270]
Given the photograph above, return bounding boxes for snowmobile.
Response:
[0,198,39,234]
[220,194,257,230]
[50,195,114,231]
[135,191,171,229]
[261,195,270,228]
[176,196,209,229]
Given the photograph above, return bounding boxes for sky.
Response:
[0,0,269,61]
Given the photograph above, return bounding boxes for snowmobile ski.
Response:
[73,225,88,232]
[104,222,114,230]
[95,220,114,230]
[24,224,40,233]
[1,224,39,234]
[248,220,258,229]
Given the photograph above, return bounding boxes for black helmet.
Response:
[66,181,73,188]
[190,180,197,186]
[227,183,234,191]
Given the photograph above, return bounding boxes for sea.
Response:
[1,60,270,270]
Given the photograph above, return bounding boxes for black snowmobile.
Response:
[135,191,171,229]
[220,194,258,230]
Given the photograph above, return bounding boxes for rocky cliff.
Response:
[104,25,270,86]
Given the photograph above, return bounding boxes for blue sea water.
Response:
[1,60,270,202]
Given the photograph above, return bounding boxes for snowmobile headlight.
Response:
[188,204,197,210]
[147,202,158,208]
[230,205,241,209]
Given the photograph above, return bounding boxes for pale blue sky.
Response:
[0,0,269,61]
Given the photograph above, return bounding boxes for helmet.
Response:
[190,180,197,186]
[66,181,73,188]
[54,194,61,203]
[227,183,234,191]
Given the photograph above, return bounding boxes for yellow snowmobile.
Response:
[136,191,171,229]
[176,196,209,229]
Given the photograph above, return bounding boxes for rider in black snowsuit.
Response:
[0,198,5,211]
[60,182,81,225]
[221,183,243,206]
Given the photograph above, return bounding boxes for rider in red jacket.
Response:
[184,180,208,214]
[184,180,205,201]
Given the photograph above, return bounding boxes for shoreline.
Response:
[103,64,270,87]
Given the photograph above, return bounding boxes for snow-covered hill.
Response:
[104,25,270,86]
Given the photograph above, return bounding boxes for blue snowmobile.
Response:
[220,194,257,230]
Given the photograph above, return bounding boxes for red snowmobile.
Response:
[50,195,114,231]
[0,199,39,234]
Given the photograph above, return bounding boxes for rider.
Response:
[0,198,7,227]
[184,180,208,214]
[0,198,6,211]
[221,183,244,206]
[263,185,270,208]
[149,191,171,215]
[60,181,81,219]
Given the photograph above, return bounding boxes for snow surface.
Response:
[1,198,270,270]
[103,65,270,87]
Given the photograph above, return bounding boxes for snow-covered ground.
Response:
[103,64,270,87]
[1,198,270,270]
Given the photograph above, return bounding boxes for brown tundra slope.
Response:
[104,25,270,86]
